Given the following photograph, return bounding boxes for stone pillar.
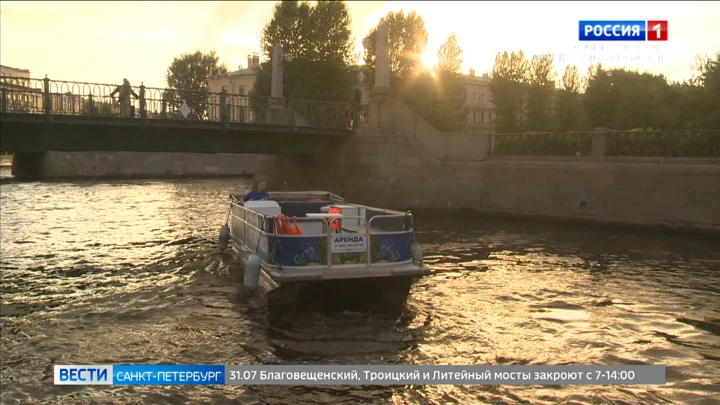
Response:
[591,127,609,161]
[269,44,285,125]
[369,22,392,129]
[270,44,284,99]
[372,23,390,99]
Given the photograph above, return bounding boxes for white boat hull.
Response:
[227,190,430,311]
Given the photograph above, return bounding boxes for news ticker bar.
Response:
[55,365,666,386]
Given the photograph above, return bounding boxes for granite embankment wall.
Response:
[260,101,720,233]
[11,152,259,178]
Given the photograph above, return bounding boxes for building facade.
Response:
[1,65,85,114]
[207,54,261,96]
[462,69,496,133]
[206,54,261,122]
[206,60,497,133]
[0,65,43,113]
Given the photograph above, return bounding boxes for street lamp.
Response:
[283,52,293,98]
[362,37,371,51]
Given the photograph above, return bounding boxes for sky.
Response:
[1,1,719,89]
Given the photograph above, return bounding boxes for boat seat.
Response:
[279,201,332,217]
[244,200,282,217]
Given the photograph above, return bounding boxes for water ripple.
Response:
[1,171,719,404]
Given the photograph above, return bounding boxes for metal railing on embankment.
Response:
[489,129,720,159]
[0,75,350,130]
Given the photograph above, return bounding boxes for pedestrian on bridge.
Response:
[110,79,139,117]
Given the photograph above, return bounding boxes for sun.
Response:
[420,50,436,70]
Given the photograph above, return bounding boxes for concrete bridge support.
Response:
[9,151,260,179]
[254,154,338,192]
[11,152,47,179]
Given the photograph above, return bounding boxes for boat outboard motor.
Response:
[218,223,230,251]
[244,253,261,290]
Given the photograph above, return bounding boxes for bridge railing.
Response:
[0,75,351,130]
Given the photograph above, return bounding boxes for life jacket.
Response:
[274,215,289,234]
[274,214,303,235]
[287,217,303,235]
[328,207,341,232]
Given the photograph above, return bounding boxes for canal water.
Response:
[1,168,718,405]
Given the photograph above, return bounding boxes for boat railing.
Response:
[268,190,346,202]
[367,214,414,235]
[327,215,416,267]
[230,198,417,268]
[365,214,414,267]
[360,203,410,217]
[272,216,331,236]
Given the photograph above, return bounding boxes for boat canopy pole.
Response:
[254,217,266,253]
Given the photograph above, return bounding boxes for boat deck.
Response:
[228,190,426,280]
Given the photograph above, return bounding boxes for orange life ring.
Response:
[328,207,341,232]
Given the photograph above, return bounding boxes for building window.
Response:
[473,92,478,103]
[489,112,493,123]
[472,111,477,123]
[239,85,246,96]
[481,93,485,103]
[480,111,485,124]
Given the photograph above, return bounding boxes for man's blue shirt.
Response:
[243,190,270,201]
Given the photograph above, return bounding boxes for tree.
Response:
[584,68,675,129]
[561,65,581,93]
[362,11,428,99]
[436,34,463,73]
[525,54,556,131]
[307,1,355,63]
[82,99,115,116]
[252,0,358,102]
[401,72,439,127]
[583,62,602,93]
[432,34,467,131]
[362,15,466,132]
[260,0,313,60]
[690,51,720,129]
[165,50,228,119]
[555,65,586,131]
[489,51,529,132]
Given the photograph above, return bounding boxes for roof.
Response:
[0,64,30,73]
[462,74,490,83]
[208,67,260,80]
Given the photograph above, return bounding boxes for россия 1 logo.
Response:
[579,20,668,41]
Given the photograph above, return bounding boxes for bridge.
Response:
[0,75,353,155]
[2,32,718,234]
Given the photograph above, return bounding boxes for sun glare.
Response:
[420,50,436,70]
